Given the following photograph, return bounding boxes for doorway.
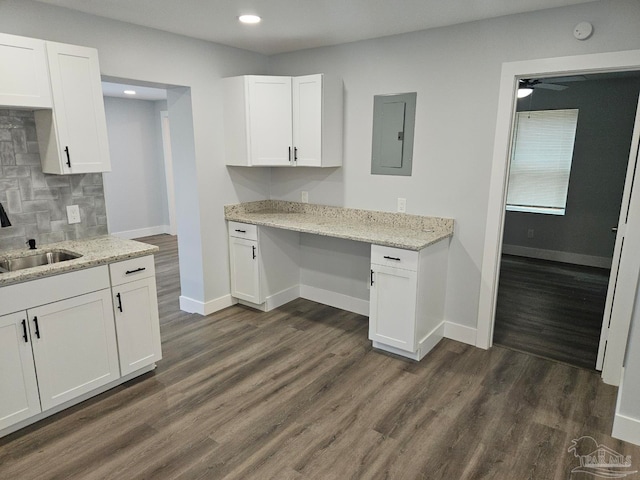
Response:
[101,80,177,239]
[493,73,640,369]
[478,49,640,386]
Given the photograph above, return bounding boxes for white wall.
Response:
[0,0,271,310]
[103,96,169,238]
[267,0,640,329]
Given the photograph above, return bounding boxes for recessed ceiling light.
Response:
[239,14,261,24]
[124,90,136,95]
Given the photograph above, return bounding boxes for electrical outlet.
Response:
[397,198,406,213]
[527,228,534,239]
[67,205,81,224]
[301,191,309,203]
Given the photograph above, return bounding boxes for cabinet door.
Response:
[0,34,51,108]
[29,289,120,411]
[0,311,41,431]
[113,277,162,376]
[41,42,111,174]
[247,76,292,166]
[369,265,417,352]
[229,236,261,303]
[293,74,322,167]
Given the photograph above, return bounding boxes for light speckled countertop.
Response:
[225,200,454,250]
[0,236,158,287]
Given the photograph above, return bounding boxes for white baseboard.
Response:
[502,244,611,269]
[612,370,640,446]
[373,321,445,361]
[444,321,477,346]
[111,225,172,240]
[238,286,301,312]
[266,285,300,311]
[179,294,236,316]
[299,284,369,316]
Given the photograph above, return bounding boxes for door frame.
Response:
[477,49,640,386]
[160,110,177,236]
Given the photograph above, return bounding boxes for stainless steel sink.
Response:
[0,250,82,273]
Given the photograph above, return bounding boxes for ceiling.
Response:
[102,82,167,101]
[35,0,598,55]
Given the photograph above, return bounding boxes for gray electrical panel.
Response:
[371,92,416,176]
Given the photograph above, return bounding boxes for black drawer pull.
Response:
[64,146,71,168]
[33,316,40,339]
[235,229,247,233]
[383,256,401,261]
[371,269,374,286]
[252,245,256,259]
[116,292,123,312]
[22,319,28,343]
[125,267,146,275]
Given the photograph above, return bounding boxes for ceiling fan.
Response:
[517,75,586,98]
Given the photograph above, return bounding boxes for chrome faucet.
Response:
[0,202,10,228]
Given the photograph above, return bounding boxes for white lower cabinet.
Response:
[29,289,120,410]
[110,256,161,376]
[228,221,300,311]
[0,311,41,431]
[0,255,162,437]
[229,235,261,304]
[369,243,448,360]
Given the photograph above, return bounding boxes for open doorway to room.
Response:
[493,72,640,370]
[100,80,176,239]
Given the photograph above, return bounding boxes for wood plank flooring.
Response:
[1,235,638,479]
[494,255,610,370]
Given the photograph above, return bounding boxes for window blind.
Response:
[506,109,579,215]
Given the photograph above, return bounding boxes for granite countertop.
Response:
[224,200,454,250]
[0,236,158,287]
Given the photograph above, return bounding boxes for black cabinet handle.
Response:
[116,293,123,312]
[252,245,256,259]
[383,256,401,261]
[125,267,146,275]
[33,316,40,339]
[370,269,374,286]
[294,147,298,163]
[288,146,292,163]
[235,229,247,233]
[22,319,28,343]
[64,146,71,168]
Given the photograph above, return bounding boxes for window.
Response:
[506,109,579,215]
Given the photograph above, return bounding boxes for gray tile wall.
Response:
[0,110,108,251]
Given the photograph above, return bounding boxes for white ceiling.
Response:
[35,0,598,55]
[102,81,167,101]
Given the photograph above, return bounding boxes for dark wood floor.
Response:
[494,255,610,370]
[1,235,637,479]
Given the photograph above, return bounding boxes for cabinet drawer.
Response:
[229,221,258,241]
[109,256,155,286]
[371,245,418,271]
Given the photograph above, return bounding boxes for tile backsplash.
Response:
[0,110,107,251]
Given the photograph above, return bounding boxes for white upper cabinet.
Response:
[247,76,293,166]
[224,74,342,167]
[34,42,111,174]
[0,33,52,108]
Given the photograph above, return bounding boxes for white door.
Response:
[0,33,51,108]
[29,289,120,410]
[230,237,261,303]
[113,277,162,376]
[597,93,640,384]
[293,74,322,166]
[247,76,292,166]
[0,311,41,431]
[369,264,417,352]
[46,42,111,173]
